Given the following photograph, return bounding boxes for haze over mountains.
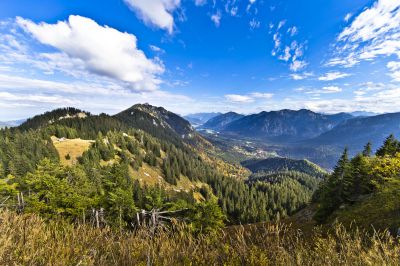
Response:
[184,113,222,128]
[8,104,399,170]
[0,119,25,128]
[194,109,398,147]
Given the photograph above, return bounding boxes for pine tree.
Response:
[376,134,400,157]
[362,142,372,157]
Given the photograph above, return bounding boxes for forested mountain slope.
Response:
[201,112,244,131]
[242,157,326,177]
[222,109,352,141]
[307,112,400,151]
[313,135,400,232]
[0,105,326,228]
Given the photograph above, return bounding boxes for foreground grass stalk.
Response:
[0,210,399,265]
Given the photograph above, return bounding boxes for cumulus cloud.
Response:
[318,71,351,81]
[17,15,164,91]
[124,0,180,33]
[328,0,400,68]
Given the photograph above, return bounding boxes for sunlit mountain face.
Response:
[0,0,399,120]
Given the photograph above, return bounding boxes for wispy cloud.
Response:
[225,92,273,103]
[302,86,343,96]
[290,72,313,80]
[318,71,351,81]
[211,11,222,27]
[270,21,307,72]
[344,13,352,22]
[327,0,400,68]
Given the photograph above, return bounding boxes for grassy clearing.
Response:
[51,136,94,166]
[0,210,399,265]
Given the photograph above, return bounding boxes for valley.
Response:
[1,104,400,265]
[2,0,400,264]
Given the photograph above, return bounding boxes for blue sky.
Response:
[0,0,399,120]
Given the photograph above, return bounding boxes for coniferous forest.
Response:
[0,106,400,264]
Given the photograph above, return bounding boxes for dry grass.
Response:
[0,210,399,265]
[51,136,94,166]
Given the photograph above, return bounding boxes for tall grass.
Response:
[0,210,398,265]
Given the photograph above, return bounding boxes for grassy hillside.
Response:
[51,136,94,166]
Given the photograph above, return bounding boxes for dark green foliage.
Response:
[362,142,372,157]
[314,135,400,223]
[18,107,88,131]
[376,134,400,157]
[0,128,59,178]
[242,157,326,178]
[1,106,332,229]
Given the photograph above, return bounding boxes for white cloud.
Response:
[123,0,180,33]
[194,0,207,6]
[290,72,313,80]
[225,92,274,103]
[318,71,351,81]
[149,45,165,53]
[300,86,342,96]
[328,0,400,67]
[17,15,164,91]
[250,92,274,99]
[211,11,222,27]
[225,94,254,103]
[0,91,79,105]
[277,20,286,30]
[249,18,260,29]
[279,46,291,61]
[290,60,307,72]
[320,86,342,93]
[271,23,307,72]
[344,13,352,22]
[387,61,400,81]
[287,26,298,36]
[0,74,129,96]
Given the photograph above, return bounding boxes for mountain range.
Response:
[201,112,244,131]
[0,119,26,128]
[13,105,400,169]
[184,112,221,127]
